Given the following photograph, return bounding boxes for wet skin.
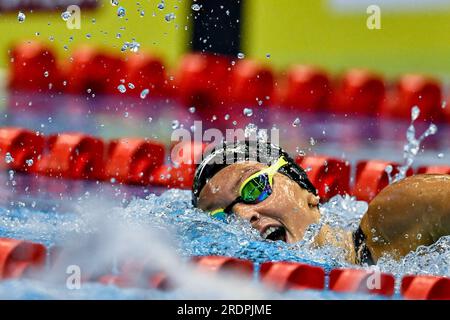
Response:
[361,174,450,262]
[197,162,450,264]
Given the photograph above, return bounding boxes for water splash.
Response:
[386,106,438,184]
[17,11,26,23]
[61,11,72,21]
[378,236,450,279]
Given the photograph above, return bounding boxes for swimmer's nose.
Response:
[233,205,260,225]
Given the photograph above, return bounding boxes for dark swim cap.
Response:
[191,140,317,207]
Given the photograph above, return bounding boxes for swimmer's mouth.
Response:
[261,225,287,242]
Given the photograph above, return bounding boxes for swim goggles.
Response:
[209,156,289,222]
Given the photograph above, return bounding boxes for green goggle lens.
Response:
[240,173,272,203]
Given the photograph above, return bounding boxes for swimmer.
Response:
[192,141,450,265]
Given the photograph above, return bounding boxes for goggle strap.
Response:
[239,156,288,195]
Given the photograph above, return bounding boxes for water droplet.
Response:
[172,120,180,129]
[296,147,305,156]
[26,159,34,167]
[224,114,230,120]
[438,153,444,159]
[266,53,271,58]
[189,106,196,114]
[411,106,420,121]
[128,83,135,89]
[117,6,126,18]
[157,1,165,10]
[17,12,26,23]
[4,153,14,164]
[121,42,129,52]
[385,164,393,175]
[442,101,447,109]
[428,123,438,135]
[309,137,316,146]
[243,108,253,117]
[140,10,145,17]
[128,41,140,52]
[165,13,175,22]
[292,117,301,127]
[191,4,201,11]
[140,88,149,99]
[117,84,126,93]
[43,71,49,77]
[237,52,245,59]
[61,11,72,22]
[111,0,119,6]
[416,233,422,240]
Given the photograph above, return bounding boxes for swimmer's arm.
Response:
[313,225,357,264]
[360,174,450,262]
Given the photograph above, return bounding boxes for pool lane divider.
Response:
[401,275,450,300]
[1,127,450,200]
[417,165,450,175]
[295,156,351,202]
[329,268,395,297]
[0,238,46,280]
[9,41,450,124]
[259,261,325,292]
[352,160,414,202]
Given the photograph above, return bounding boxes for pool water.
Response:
[1,181,449,299]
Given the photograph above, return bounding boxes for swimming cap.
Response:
[191,140,317,206]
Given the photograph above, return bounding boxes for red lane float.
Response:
[332,69,385,115]
[105,138,165,185]
[229,60,274,106]
[381,74,442,121]
[174,53,232,109]
[417,165,450,175]
[278,65,331,112]
[192,256,254,277]
[329,268,395,296]
[401,275,450,300]
[64,46,125,94]
[0,238,46,279]
[150,164,196,189]
[352,160,413,202]
[38,133,104,180]
[259,261,325,291]
[296,156,350,201]
[9,41,61,92]
[124,53,167,97]
[98,272,171,290]
[0,127,44,172]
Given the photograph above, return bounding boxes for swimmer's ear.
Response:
[307,193,320,208]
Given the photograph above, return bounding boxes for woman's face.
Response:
[197,161,321,243]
